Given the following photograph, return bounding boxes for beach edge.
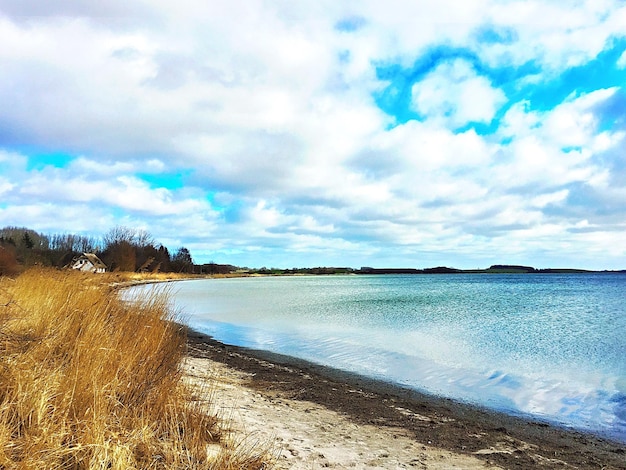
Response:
[184,326,626,469]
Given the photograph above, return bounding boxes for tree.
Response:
[134,229,154,248]
[103,226,138,248]
[101,226,155,272]
[102,240,136,272]
[171,247,194,273]
[156,245,171,272]
[0,227,50,266]
[0,245,19,276]
[0,225,194,274]
[21,232,34,250]
[50,233,100,253]
[135,243,164,272]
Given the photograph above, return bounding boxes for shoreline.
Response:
[184,328,626,469]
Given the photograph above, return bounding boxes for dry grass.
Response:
[0,268,272,469]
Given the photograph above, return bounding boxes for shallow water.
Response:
[129,273,626,441]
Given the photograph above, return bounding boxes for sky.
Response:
[1,1,626,270]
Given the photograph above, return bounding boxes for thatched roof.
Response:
[71,253,107,272]
[81,253,107,269]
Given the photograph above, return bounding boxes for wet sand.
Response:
[184,329,626,469]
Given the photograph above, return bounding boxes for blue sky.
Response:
[1,0,626,269]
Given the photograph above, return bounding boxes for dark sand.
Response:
[185,329,626,469]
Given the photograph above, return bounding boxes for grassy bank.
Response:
[0,268,270,469]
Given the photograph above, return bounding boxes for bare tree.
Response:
[103,226,137,249]
[134,229,154,248]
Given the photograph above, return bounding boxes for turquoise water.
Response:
[130,274,626,441]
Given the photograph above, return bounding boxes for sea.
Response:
[127,273,626,442]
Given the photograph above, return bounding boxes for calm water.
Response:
[130,274,626,441]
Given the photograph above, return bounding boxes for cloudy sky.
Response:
[1,1,625,269]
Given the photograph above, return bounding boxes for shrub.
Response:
[0,246,20,276]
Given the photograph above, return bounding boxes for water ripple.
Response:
[129,273,626,442]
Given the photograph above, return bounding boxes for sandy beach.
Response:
[184,329,626,469]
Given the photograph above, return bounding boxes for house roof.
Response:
[80,253,107,269]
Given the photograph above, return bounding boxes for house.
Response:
[71,253,107,273]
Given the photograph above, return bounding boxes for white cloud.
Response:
[1,1,626,269]
[69,157,138,176]
[411,59,506,128]
[493,88,624,197]
[482,0,626,70]
[0,179,14,197]
[0,148,27,170]
[618,49,626,68]
[543,89,618,148]
[499,101,541,138]
[531,190,569,208]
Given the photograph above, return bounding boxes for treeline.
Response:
[0,226,195,275]
[357,265,604,274]
[254,266,355,275]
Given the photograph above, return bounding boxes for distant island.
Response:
[354,265,626,274]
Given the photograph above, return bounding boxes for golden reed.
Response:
[0,268,270,469]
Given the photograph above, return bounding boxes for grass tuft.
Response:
[0,268,272,469]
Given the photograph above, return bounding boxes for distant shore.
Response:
[185,328,626,469]
[194,263,626,276]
